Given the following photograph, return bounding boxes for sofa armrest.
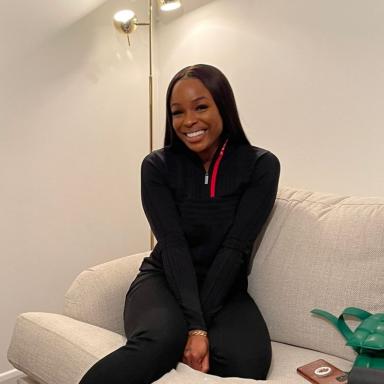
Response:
[64,251,149,334]
[8,312,126,384]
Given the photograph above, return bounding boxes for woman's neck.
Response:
[199,145,219,172]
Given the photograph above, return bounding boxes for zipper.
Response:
[207,139,228,198]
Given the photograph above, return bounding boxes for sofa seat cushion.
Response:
[18,378,38,384]
[153,342,352,384]
[266,341,352,381]
[8,312,352,384]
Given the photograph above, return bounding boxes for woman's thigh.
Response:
[124,270,188,350]
[80,271,188,384]
[208,291,272,380]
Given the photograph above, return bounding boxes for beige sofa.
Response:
[8,186,384,383]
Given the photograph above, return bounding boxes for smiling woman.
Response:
[79,64,280,384]
[170,78,223,168]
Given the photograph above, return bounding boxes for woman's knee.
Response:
[131,306,188,354]
[210,339,272,380]
[234,345,272,380]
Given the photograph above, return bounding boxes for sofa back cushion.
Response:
[248,187,384,362]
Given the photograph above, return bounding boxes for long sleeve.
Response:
[200,151,280,324]
[141,153,207,331]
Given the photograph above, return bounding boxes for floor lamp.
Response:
[113,0,181,250]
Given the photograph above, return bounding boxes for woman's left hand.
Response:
[182,334,209,373]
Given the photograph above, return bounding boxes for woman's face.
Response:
[170,78,223,163]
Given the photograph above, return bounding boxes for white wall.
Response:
[0,0,151,374]
[155,0,384,197]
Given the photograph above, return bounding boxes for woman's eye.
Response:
[171,110,182,116]
[196,104,208,111]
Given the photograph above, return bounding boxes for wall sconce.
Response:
[113,0,181,249]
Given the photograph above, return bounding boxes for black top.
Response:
[139,137,280,331]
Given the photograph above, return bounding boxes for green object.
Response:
[311,307,384,370]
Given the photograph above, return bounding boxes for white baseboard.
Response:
[0,369,22,382]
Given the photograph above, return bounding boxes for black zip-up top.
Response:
[140,137,280,332]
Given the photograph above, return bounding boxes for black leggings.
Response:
[79,271,271,384]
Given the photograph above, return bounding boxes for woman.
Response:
[80,64,280,384]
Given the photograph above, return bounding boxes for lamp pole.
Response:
[149,0,153,155]
[131,1,154,249]
[148,0,155,249]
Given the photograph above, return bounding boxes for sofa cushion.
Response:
[154,342,352,384]
[8,310,352,384]
[8,312,126,384]
[63,251,149,335]
[18,378,39,384]
[249,187,384,362]
[266,341,351,381]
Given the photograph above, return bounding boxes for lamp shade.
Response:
[159,0,181,12]
[113,10,138,34]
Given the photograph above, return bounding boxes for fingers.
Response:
[183,353,201,371]
[183,351,201,371]
[201,352,209,373]
[182,350,209,373]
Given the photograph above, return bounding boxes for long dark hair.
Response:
[164,64,250,147]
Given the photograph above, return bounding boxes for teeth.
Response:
[186,130,205,138]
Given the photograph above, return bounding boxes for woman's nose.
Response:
[183,110,197,127]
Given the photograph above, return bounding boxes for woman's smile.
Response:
[184,129,207,141]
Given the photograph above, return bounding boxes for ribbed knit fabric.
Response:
[140,138,280,331]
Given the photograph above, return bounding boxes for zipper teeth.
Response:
[210,139,228,198]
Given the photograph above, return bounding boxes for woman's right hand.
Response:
[182,334,209,373]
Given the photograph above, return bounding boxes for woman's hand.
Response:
[182,334,209,373]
